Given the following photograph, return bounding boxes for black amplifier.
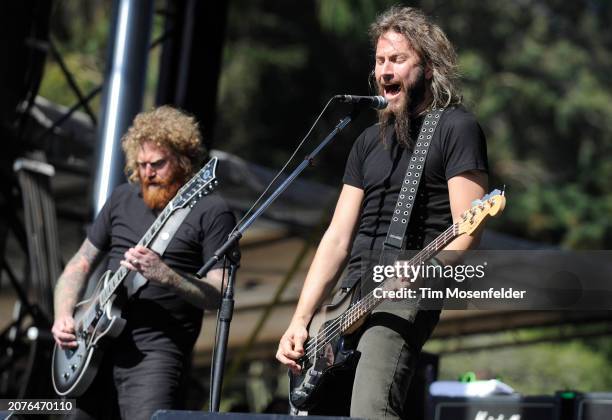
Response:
[574,393,612,420]
[429,395,557,420]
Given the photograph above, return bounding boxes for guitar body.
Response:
[51,271,127,397]
[289,288,363,411]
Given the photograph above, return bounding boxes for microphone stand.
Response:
[198,105,364,412]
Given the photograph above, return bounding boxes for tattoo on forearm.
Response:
[164,268,223,309]
[54,239,100,318]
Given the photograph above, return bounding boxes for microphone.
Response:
[335,95,388,110]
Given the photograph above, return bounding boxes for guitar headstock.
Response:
[457,189,506,235]
[170,157,219,210]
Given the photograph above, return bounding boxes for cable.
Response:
[229,96,337,234]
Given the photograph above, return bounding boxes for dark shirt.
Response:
[341,106,488,287]
[88,183,235,352]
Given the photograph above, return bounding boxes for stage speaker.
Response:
[152,411,362,419]
[575,393,612,420]
[429,396,557,420]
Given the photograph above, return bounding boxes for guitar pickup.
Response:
[292,390,307,399]
[302,382,315,391]
[307,370,322,380]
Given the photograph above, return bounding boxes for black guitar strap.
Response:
[383,107,445,253]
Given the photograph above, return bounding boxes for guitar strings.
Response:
[303,224,456,358]
[303,242,443,358]
[99,205,172,307]
[303,223,458,359]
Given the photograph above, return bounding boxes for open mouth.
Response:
[383,83,402,98]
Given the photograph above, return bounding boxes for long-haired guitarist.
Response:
[276,6,489,419]
[51,106,234,419]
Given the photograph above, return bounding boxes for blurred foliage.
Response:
[215,0,612,249]
[38,0,164,115]
[37,0,612,249]
[426,325,612,393]
[38,1,110,113]
[436,337,612,394]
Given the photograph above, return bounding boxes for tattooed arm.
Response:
[121,245,223,309]
[52,239,101,348]
[163,267,224,309]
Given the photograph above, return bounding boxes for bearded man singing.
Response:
[277,6,489,419]
[52,106,235,420]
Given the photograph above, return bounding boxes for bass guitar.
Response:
[52,157,219,397]
[288,189,506,411]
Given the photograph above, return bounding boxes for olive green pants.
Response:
[349,308,439,419]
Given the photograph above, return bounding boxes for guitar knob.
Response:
[71,364,77,371]
[63,372,70,379]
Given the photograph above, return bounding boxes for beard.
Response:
[140,170,185,211]
[377,65,428,148]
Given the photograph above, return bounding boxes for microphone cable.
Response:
[229,96,337,235]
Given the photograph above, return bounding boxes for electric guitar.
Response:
[52,157,219,397]
[288,189,506,411]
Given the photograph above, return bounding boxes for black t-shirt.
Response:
[341,106,488,287]
[88,183,235,352]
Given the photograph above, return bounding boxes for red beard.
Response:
[141,174,183,210]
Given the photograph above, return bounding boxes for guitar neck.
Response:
[99,205,173,306]
[339,222,459,332]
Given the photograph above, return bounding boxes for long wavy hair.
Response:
[369,6,462,109]
[121,106,205,183]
